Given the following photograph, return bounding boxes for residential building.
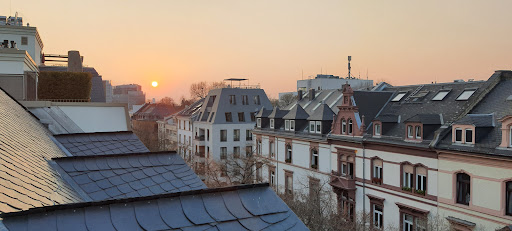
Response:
[0,48,38,100]
[0,15,44,65]
[157,114,178,151]
[132,103,181,151]
[112,84,146,110]
[192,86,272,179]
[175,98,204,161]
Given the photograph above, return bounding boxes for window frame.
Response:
[392,92,407,102]
[225,112,233,122]
[310,149,319,170]
[373,204,383,229]
[348,119,353,135]
[246,130,252,141]
[407,125,413,138]
[374,123,381,136]
[431,90,450,101]
[465,129,473,143]
[342,119,347,134]
[506,181,512,216]
[285,120,290,130]
[455,128,463,143]
[233,129,240,141]
[220,147,227,159]
[290,120,295,131]
[220,130,227,142]
[285,144,292,163]
[456,172,471,205]
[315,121,321,133]
[415,126,421,139]
[238,112,245,122]
[310,121,315,132]
[270,119,275,129]
[229,95,236,105]
[456,89,477,101]
[257,118,261,128]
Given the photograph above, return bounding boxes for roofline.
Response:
[0,183,270,218]
[52,150,177,160]
[53,130,135,137]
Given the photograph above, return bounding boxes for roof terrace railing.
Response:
[38,99,90,102]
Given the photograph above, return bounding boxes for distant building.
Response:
[103,80,113,103]
[157,114,178,151]
[0,15,44,65]
[175,98,204,161]
[0,48,38,100]
[132,103,181,151]
[112,84,146,110]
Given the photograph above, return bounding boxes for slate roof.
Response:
[283,104,309,120]
[256,107,272,118]
[375,114,399,123]
[454,114,495,127]
[53,152,206,201]
[176,98,204,117]
[54,131,149,156]
[133,103,180,121]
[404,114,442,125]
[27,106,84,135]
[307,104,334,121]
[268,107,288,119]
[437,72,512,156]
[0,88,83,213]
[1,184,308,231]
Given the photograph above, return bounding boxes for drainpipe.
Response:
[362,138,367,224]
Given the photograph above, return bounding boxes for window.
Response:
[285,171,293,195]
[250,112,256,122]
[245,146,252,156]
[465,129,473,143]
[207,129,210,141]
[506,181,512,216]
[20,36,28,45]
[269,141,275,157]
[233,146,240,158]
[348,119,353,135]
[220,147,227,159]
[233,129,240,141]
[342,120,347,134]
[416,174,426,192]
[403,214,413,231]
[207,95,217,106]
[455,128,463,143]
[311,149,319,169]
[238,112,245,122]
[257,118,261,128]
[246,130,252,141]
[456,89,476,101]
[373,204,383,229]
[290,120,295,131]
[310,121,315,132]
[372,158,383,185]
[375,124,381,136]
[285,145,292,163]
[229,95,236,104]
[407,125,413,138]
[270,170,276,187]
[285,120,290,130]
[220,130,227,142]
[242,95,249,105]
[432,90,450,101]
[270,119,275,129]
[257,140,262,155]
[402,164,413,191]
[456,173,471,205]
[253,95,261,105]
[316,121,321,133]
[209,112,215,122]
[415,126,421,139]
[392,92,407,102]
[225,112,232,122]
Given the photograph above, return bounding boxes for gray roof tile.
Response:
[54,131,149,157]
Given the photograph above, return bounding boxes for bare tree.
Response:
[190,81,227,99]
[159,97,176,106]
[279,93,298,108]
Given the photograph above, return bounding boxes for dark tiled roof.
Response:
[353,91,394,127]
[133,103,180,120]
[256,107,272,118]
[2,184,308,231]
[176,98,204,117]
[283,104,309,120]
[53,152,206,201]
[307,104,334,121]
[54,131,149,156]
[375,114,399,123]
[455,114,495,127]
[404,114,442,125]
[0,88,83,213]
[268,107,288,119]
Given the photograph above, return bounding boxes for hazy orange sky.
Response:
[5,0,512,100]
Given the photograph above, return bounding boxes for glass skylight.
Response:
[391,92,407,102]
[432,90,450,101]
[456,89,476,101]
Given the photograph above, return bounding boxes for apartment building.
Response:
[176,98,204,160]
[157,114,178,151]
[253,71,512,230]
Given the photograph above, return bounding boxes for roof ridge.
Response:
[53,131,134,136]
[52,151,178,160]
[0,183,270,218]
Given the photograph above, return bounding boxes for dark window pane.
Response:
[466,129,473,143]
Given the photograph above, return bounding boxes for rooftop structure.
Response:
[112,84,146,110]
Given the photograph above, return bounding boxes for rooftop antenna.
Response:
[347,56,352,79]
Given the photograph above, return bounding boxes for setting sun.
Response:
[152,81,158,87]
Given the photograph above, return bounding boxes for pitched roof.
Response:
[1,184,308,231]
[53,152,206,201]
[54,131,149,156]
[133,103,180,120]
[454,114,494,127]
[404,114,442,125]
[283,104,309,120]
[375,114,400,123]
[256,107,272,118]
[307,104,334,121]
[176,98,204,117]
[0,88,83,213]
[268,107,288,119]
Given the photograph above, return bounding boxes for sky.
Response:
[4,0,512,100]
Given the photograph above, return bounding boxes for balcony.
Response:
[194,135,205,145]
[196,146,206,158]
[329,171,356,191]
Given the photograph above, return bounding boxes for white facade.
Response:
[0,48,38,100]
[297,75,373,92]
[0,24,44,65]
[177,115,194,160]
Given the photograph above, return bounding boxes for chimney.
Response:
[67,50,83,72]
[297,90,303,100]
[309,88,315,101]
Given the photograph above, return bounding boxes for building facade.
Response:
[112,84,146,110]
[157,114,178,151]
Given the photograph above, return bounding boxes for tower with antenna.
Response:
[347,56,354,79]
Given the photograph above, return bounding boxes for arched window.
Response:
[348,119,353,135]
[342,119,347,134]
[285,145,292,163]
[310,149,319,170]
[506,181,512,216]
[371,158,383,185]
[456,173,471,205]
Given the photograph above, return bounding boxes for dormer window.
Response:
[257,118,261,128]
[456,89,476,101]
[310,121,315,132]
[452,126,475,144]
[285,120,294,131]
[374,122,382,137]
[407,125,413,138]
[316,121,321,133]
[391,92,407,102]
[499,116,512,148]
[270,119,275,129]
[415,126,421,139]
[290,120,295,131]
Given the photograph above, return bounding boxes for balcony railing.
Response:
[330,171,356,190]
[195,135,205,141]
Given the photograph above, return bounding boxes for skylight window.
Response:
[432,90,450,101]
[391,92,407,102]
[456,89,476,101]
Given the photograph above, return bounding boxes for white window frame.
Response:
[407,125,413,138]
[375,124,381,136]
[257,140,262,155]
[311,150,319,168]
[310,121,315,132]
[290,120,295,131]
[315,121,321,133]
[373,204,383,229]
[286,145,292,161]
[374,165,382,179]
[270,119,275,129]
[432,90,449,101]
[403,214,413,231]
[415,126,421,139]
[392,92,407,102]
[416,174,426,191]
[270,141,275,157]
[285,120,290,130]
[403,172,413,188]
[465,128,473,143]
[257,118,261,128]
[455,128,463,143]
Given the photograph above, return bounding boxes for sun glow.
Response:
[152,81,158,87]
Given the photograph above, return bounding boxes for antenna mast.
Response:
[347,56,352,79]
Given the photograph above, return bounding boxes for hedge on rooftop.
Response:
[38,71,92,100]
